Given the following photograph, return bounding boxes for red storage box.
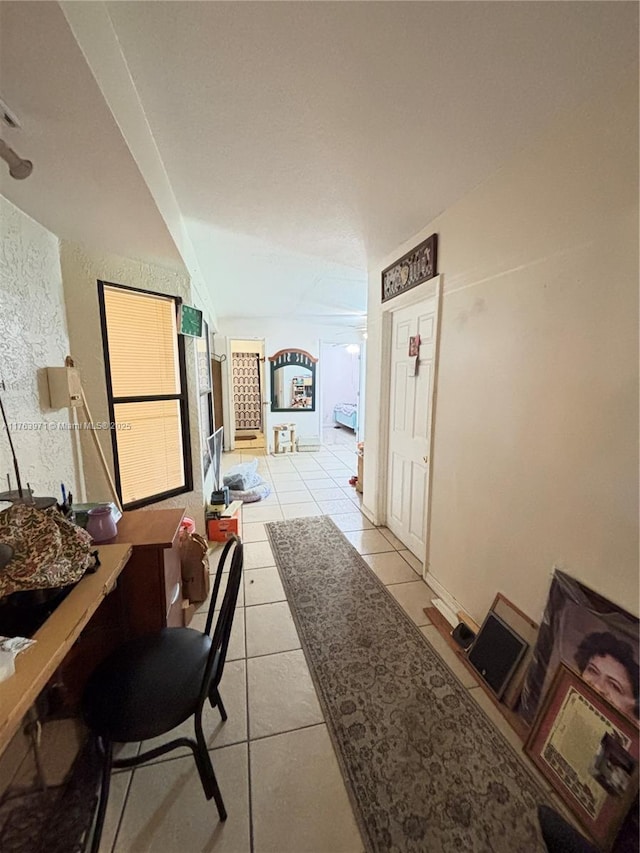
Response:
[206,501,242,542]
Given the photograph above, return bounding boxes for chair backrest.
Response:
[197,534,243,709]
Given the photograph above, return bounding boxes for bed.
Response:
[333,403,358,432]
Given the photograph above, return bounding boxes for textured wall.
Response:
[59,241,207,530]
[0,196,78,500]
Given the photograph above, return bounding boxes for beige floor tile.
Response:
[281,503,323,519]
[378,527,405,550]
[113,743,250,853]
[269,478,305,492]
[362,551,418,585]
[311,487,345,501]
[100,769,132,853]
[240,504,284,523]
[291,461,323,472]
[318,460,347,471]
[343,528,395,555]
[332,451,357,464]
[329,512,374,532]
[244,567,286,606]
[245,601,300,658]
[299,475,337,488]
[329,466,354,478]
[419,626,480,688]
[191,608,246,661]
[387,580,434,626]
[243,540,276,569]
[241,521,268,543]
[247,650,323,739]
[269,472,304,483]
[140,660,248,760]
[267,462,296,471]
[250,725,362,853]
[195,569,244,614]
[276,489,315,505]
[317,498,359,514]
[399,549,423,575]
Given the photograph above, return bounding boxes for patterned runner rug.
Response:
[266,516,548,853]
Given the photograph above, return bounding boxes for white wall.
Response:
[319,343,360,427]
[216,318,361,451]
[364,80,639,624]
[0,197,79,499]
[59,241,210,531]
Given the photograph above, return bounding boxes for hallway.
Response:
[94,442,561,852]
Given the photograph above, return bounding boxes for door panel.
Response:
[386,295,439,561]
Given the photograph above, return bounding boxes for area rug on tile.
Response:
[265,516,548,853]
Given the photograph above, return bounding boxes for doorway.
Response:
[319,340,364,451]
[230,338,266,449]
[383,280,441,564]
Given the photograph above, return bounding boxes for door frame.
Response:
[224,337,266,451]
[377,274,443,578]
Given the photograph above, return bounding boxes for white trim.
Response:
[423,275,444,574]
[360,502,378,526]
[425,570,464,619]
[431,598,458,629]
[378,274,444,560]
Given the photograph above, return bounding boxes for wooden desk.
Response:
[0,543,132,756]
[107,508,186,636]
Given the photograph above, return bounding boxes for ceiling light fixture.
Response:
[0,138,33,180]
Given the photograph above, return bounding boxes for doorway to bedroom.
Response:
[230,338,266,449]
[320,340,365,452]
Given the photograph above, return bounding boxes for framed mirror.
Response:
[269,349,318,412]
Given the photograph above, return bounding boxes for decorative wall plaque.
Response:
[381,233,438,303]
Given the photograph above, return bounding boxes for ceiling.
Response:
[0,2,182,270]
[1,2,638,328]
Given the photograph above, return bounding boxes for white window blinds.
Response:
[101,284,189,507]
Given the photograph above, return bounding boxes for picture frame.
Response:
[490,593,539,710]
[467,610,529,700]
[381,233,438,303]
[525,663,639,850]
[518,570,639,726]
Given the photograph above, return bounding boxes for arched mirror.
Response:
[269,349,318,412]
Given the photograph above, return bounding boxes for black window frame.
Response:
[98,280,193,510]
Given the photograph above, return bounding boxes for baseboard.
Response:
[425,571,465,621]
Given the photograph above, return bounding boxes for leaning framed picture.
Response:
[518,570,639,726]
[525,663,639,850]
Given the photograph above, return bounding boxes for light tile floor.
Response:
[19,430,569,851]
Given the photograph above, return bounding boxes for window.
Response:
[98,281,192,508]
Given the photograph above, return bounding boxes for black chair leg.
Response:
[210,687,227,721]
[194,716,227,821]
[91,738,113,853]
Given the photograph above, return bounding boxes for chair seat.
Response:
[83,627,212,743]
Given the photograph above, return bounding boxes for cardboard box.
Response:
[356,453,363,493]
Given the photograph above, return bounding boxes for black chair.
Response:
[82,534,243,853]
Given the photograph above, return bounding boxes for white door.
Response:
[386,298,438,560]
